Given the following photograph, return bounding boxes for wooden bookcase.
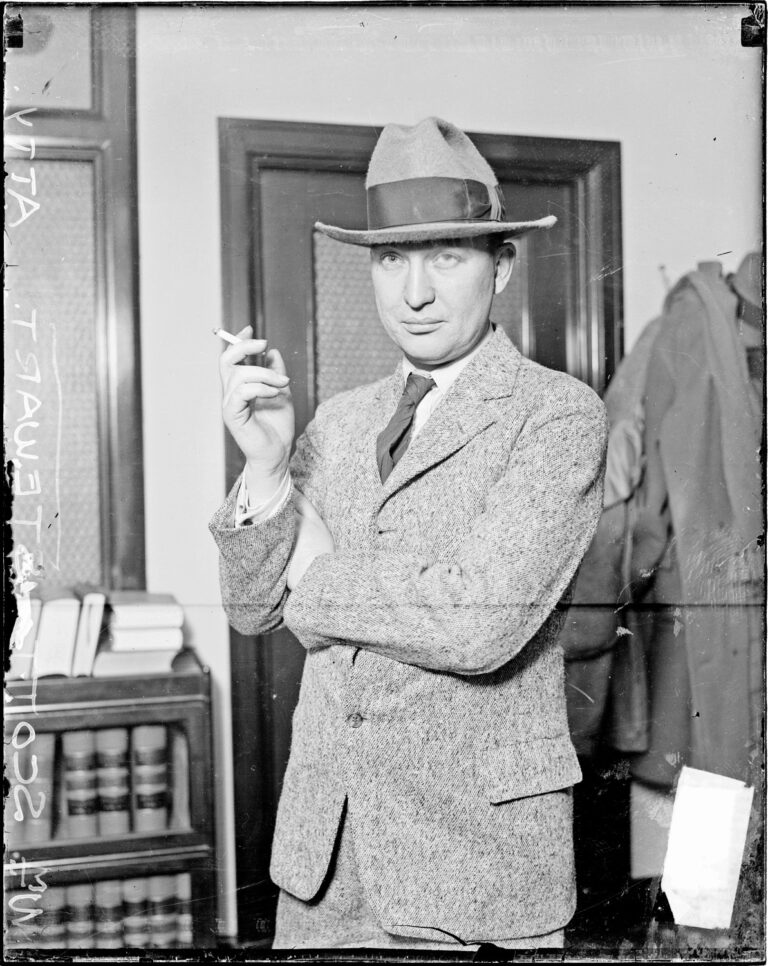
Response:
[4,666,217,949]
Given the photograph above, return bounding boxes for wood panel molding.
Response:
[5,7,144,589]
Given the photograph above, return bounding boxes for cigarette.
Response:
[213,327,242,346]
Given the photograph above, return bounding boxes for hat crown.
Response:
[366,117,498,189]
[313,116,557,245]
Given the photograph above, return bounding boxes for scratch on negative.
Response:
[416,22,462,32]
[566,683,595,704]
[50,322,63,570]
[592,265,623,281]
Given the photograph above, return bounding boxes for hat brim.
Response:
[314,215,557,247]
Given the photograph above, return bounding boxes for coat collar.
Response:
[374,326,522,507]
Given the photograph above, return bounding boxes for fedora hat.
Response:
[315,117,557,247]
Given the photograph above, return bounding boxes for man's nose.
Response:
[404,262,435,310]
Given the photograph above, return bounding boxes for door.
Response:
[219,118,622,940]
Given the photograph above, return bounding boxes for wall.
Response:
[135,4,762,938]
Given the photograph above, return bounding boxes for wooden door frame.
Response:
[218,116,623,942]
[5,7,144,590]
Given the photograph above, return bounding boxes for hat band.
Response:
[367,177,506,231]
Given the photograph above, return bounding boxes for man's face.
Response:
[369,237,514,369]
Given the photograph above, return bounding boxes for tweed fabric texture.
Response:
[210,327,608,941]
[274,808,565,949]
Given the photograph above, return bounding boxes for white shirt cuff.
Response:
[235,470,293,527]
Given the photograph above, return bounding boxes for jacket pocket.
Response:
[483,733,582,804]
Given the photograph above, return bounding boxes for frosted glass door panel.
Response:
[6,158,103,586]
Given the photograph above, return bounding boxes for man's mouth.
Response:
[401,318,442,333]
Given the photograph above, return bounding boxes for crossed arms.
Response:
[211,336,607,676]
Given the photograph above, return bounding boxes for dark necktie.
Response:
[376,372,436,483]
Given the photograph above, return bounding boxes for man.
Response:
[210,117,608,950]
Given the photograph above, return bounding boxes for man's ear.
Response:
[493,242,516,295]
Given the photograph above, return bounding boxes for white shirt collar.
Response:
[401,324,494,394]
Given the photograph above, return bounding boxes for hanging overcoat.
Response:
[631,264,764,784]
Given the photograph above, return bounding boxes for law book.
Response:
[107,591,184,630]
[29,585,82,678]
[103,626,184,653]
[66,882,95,949]
[71,586,107,677]
[176,874,193,946]
[37,886,67,949]
[62,730,99,839]
[95,728,131,835]
[4,731,56,847]
[5,888,42,948]
[169,725,191,831]
[132,725,169,832]
[122,878,149,948]
[93,880,124,949]
[7,594,42,680]
[91,646,199,678]
[147,875,177,948]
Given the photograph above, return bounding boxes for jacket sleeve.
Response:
[283,401,608,675]
[630,332,675,590]
[208,416,327,636]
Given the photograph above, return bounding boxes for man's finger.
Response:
[266,348,288,378]
[219,337,268,372]
[293,491,312,514]
[238,383,283,400]
[226,365,290,390]
[223,383,285,414]
[293,491,325,524]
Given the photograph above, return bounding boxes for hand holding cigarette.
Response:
[213,327,242,346]
[217,324,295,502]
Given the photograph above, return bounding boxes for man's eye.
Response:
[380,252,402,267]
[433,252,460,267]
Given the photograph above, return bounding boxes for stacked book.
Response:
[93,592,186,678]
[5,724,191,847]
[7,588,190,679]
[5,872,194,949]
[8,584,105,680]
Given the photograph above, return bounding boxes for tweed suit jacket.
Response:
[210,327,608,943]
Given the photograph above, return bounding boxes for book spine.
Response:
[132,725,168,832]
[5,888,42,948]
[65,882,95,949]
[4,732,56,846]
[62,731,98,839]
[169,725,191,830]
[93,879,124,949]
[106,627,184,652]
[176,873,193,946]
[37,886,67,949]
[110,602,184,630]
[147,875,177,948]
[8,595,41,679]
[122,877,149,947]
[96,728,131,835]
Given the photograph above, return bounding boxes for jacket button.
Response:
[347,712,364,729]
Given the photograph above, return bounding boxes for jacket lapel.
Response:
[375,328,523,508]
